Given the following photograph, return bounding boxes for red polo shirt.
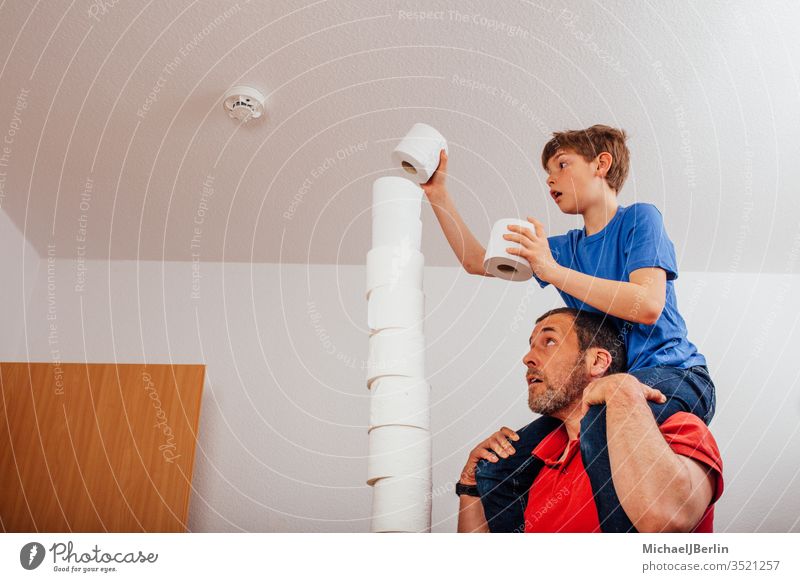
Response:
[523,412,723,533]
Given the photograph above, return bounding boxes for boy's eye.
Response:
[559,162,567,169]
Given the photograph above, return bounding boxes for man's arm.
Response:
[421,150,493,276]
[456,426,520,532]
[457,494,490,533]
[600,376,716,532]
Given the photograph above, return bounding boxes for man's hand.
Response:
[581,373,666,417]
[460,426,520,486]
[504,216,560,282]
[420,149,448,201]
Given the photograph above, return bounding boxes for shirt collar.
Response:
[532,424,572,465]
[582,204,625,243]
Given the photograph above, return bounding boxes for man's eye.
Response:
[545,338,556,346]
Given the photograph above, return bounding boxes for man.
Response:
[456,308,723,533]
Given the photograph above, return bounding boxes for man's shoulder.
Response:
[659,411,711,437]
[658,412,722,471]
[659,412,725,508]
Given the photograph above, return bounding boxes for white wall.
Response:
[13,255,800,532]
[0,210,40,358]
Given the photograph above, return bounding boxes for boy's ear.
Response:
[586,347,613,378]
[596,152,613,177]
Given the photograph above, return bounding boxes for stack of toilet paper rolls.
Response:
[366,175,431,533]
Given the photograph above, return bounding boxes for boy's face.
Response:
[544,148,600,215]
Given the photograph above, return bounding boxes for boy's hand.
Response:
[420,149,448,201]
[504,216,559,282]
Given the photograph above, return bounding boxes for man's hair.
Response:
[535,307,627,376]
[541,124,630,192]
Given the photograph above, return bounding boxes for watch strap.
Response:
[455,482,480,497]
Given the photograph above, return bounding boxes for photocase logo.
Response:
[20,542,46,570]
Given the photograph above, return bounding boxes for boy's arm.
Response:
[548,266,666,325]
[505,218,666,325]
[422,150,493,277]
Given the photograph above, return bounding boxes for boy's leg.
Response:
[579,366,716,532]
[475,415,563,532]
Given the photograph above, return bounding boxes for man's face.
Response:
[523,313,591,416]
[545,148,599,215]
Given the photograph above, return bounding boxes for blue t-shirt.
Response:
[533,203,706,371]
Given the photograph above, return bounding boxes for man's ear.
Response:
[586,347,613,378]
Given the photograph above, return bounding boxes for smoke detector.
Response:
[223,85,266,122]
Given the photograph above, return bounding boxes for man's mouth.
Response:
[550,190,563,202]
[527,376,543,386]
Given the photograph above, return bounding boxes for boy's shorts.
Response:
[475,364,716,533]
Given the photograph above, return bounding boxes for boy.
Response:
[422,125,716,532]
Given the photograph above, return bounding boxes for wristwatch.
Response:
[455,482,480,497]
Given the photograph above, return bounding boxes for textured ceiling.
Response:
[0,0,798,273]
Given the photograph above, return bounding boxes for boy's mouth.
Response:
[550,190,563,202]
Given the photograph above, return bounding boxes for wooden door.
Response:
[0,363,205,532]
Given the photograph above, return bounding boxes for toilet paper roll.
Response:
[365,246,424,299]
[369,377,430,430]
[483,218,535,281]
[367,425,431,485]
[391,123,448,183]
[367,286,424,333]
[370,475,432,533]
[372,213,422,251]
[372,176,423,217]
[366,328,425,387]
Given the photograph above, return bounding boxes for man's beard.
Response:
[528,355,590,416]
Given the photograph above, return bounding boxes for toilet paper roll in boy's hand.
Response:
[502,216,560,283]
[483,218,534,281]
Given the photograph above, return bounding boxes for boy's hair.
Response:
[535,307,627,376]
[541,124,630,192]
